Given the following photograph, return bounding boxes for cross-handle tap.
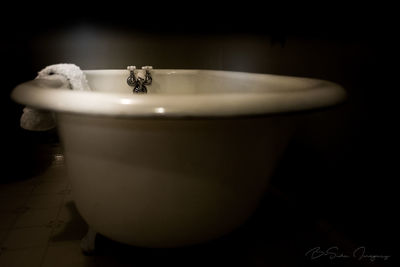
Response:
[127,66,137,87]
[142,66,153,85]
[126,65,153,94]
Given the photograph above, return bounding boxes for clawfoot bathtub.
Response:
[11,69,346,248]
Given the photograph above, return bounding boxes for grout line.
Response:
[38,181,71,267]
[0,185,35,248]
[0,244,48,252]
[0,144,68,264]
[0,182,37,256]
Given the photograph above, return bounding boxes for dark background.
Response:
[2,2,397,265]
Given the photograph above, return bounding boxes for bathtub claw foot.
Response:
[80,228,97,255]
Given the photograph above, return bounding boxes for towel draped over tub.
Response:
[20,64,91,131]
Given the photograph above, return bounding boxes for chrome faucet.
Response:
[127,66,153,94]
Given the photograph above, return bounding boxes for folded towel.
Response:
[20,64,91,131]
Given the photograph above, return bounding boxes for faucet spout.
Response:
[126,66,152,94]
[133,77,148,94]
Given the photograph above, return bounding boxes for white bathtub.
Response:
[11,69,346,248]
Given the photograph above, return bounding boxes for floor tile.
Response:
[0,180,36,197]
[25,194,64,209]
[31,181,68,195]
[50,220,88,245]
[0,246,46,267]
[0,213,18,230]
[0,196,29,212]
[62,192,74,204]
[14,208,59,228]
[50,201,88,245]
[0,229,7,244]
[35,165,68,182]
[2,227,52,249]
[42,241,95,267]
[57,201,84,224]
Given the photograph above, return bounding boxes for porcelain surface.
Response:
[12,69,346,118]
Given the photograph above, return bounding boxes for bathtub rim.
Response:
[11,69,347,118]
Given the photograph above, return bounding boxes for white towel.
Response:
[20,64,91,131]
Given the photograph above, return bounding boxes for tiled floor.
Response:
[0,143,393,267]
[0,144,89,267]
